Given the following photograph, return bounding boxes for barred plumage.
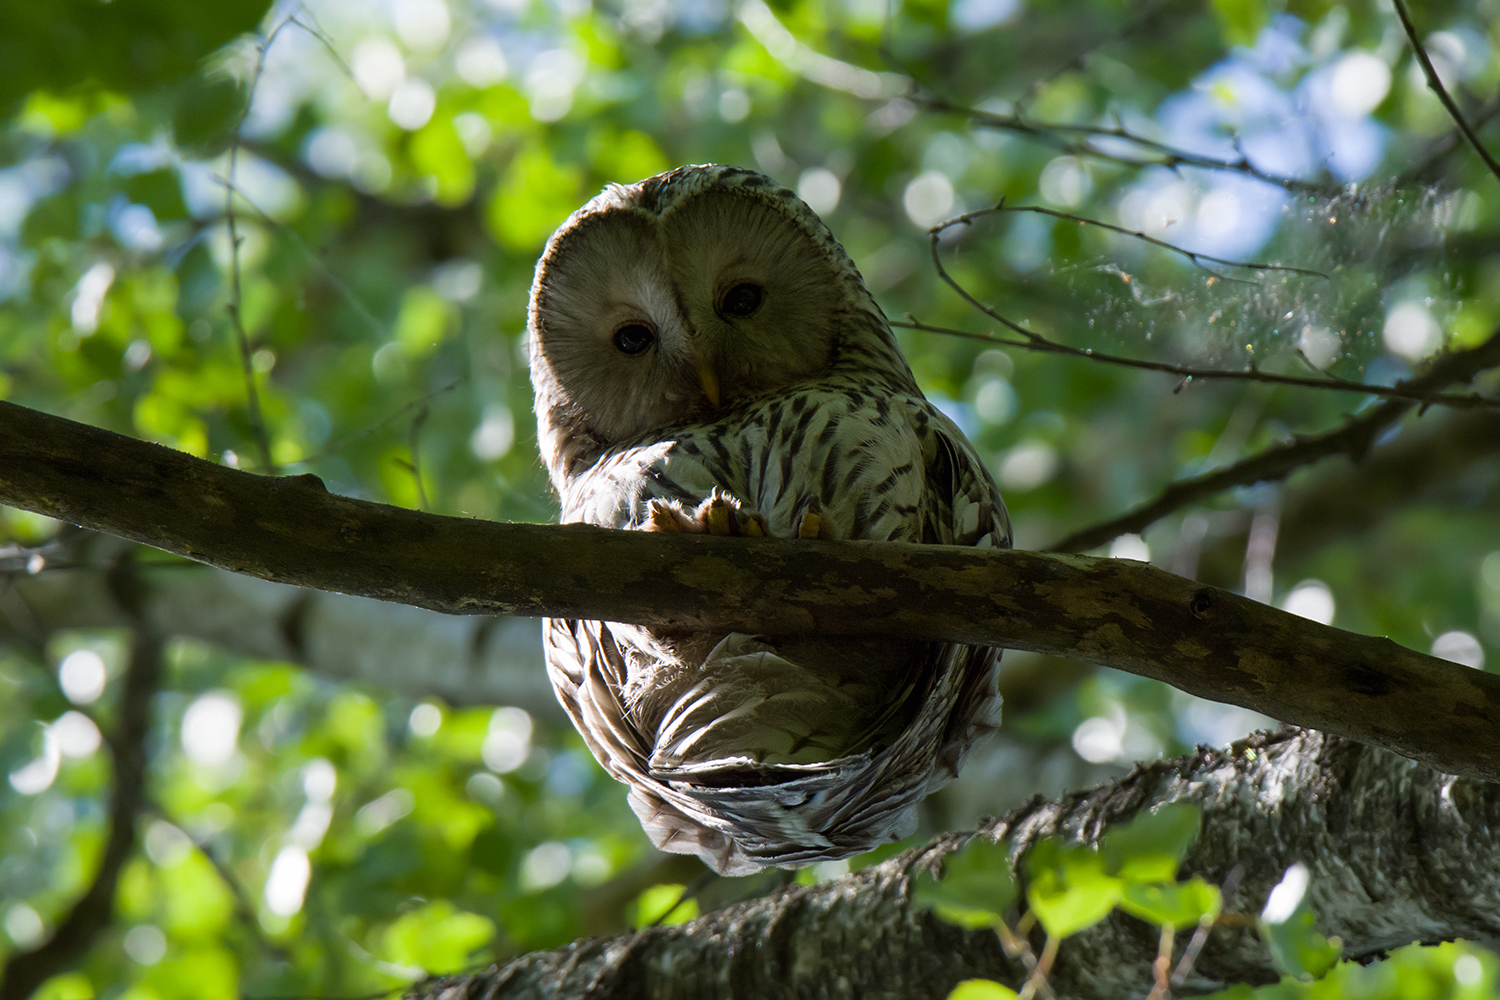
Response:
[527,164,1010,875]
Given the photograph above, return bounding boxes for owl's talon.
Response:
[797,511,823,539]
[703,498,734,536]
[648,500,688,533]
[740,514,767,537]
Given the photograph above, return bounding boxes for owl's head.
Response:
[527,164,910,484]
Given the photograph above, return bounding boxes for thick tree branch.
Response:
[1196,406,1500,583]
[410,730,1500,1000]
[0,402,1497,784]
[1049,326,1500,552]
[0,628,161,1000]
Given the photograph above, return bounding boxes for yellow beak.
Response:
[697,360,721,409]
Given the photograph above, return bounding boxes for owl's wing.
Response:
[913,400,1012,550]
[907,398,1011,790]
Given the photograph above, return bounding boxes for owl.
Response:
[527,164,1010,876]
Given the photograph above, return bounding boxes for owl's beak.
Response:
[697,359,721,409]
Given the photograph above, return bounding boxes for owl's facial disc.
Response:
[531,181,863,452]
[661,190,845,405]
[531,212,711,445]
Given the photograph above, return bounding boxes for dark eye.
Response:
[612,323,656,356]
[720,282,764,318]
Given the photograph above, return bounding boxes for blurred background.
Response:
[2,0,1499,995]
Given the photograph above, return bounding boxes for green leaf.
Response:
[410,117,477,207]
[381,900,497,974]
[947,979,1019,1000]
[393,286,458,359]
[586,129,669,185]
[1207,0,1267,48]
[0,0,274,114]
[1119,878,1222,930]
[1025,838,1123,938]
[142,946,239,1000]
[32,974,94,1000]
[633,884,700,928]
[161,852,235,939]
[1264,907,1343,981]
[1101,804,1203,883]
[911,836,1017,928]
[486,143,583,251]
[170,73,243,154]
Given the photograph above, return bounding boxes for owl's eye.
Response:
[720,282,764,318]
[612,323,657,356]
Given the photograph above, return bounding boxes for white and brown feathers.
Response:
[527,164,1010,875]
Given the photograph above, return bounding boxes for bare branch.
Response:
[0,629,162,1000]
[969,203,1328,280]
[142,802,291,961]
[0,401,1497,783]
[902,226,1500,407]
[1017,0,1183,108]
[921,95,1339,195]
[1390,0,1500,187]
[207,174,389,340]
[1047,326,1500,553]
[224,16,299,474]
[1397,90,1500,183]
[407,731,1500,1000]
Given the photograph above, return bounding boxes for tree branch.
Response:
[1391,0,1500,187]
[1397,90,1500,183]
[409,730,1500,1000]
[0,628,162,1000]
[915,218,1500,409]
[1196,406,1500,584]
[1048,326,1500,552]
[920,95,1339,195]
[0,402,1497,783]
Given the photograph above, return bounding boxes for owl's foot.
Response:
[796,497,827,540]
[647,490,767,537]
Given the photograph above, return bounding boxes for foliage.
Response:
[2,0,1499,995]
[917,805,1220,997]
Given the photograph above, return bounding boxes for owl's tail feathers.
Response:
[641,643,1004,876]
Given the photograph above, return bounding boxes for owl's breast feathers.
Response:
[544,376,1010,875]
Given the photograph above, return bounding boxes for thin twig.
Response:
[1046,326,1500,553]
[1172,865,1243,985]
[286,11,356,82]
[971,203,1328,279]
[1019,933,1060,1000]
[992,917,1057,1000]
[1397,90,1500,183]
[1017,0,1182,108]
[916,209,1498,409]
[1390,0,1500,187]
[141,802,291,961]
[208,177,387,339]
[407,406,431,512]
[895,317,1496,408]
[0,630,162,1000]
[1145,923,1175,1000]
[922,95,1338,195]
[224,16,298,474]
[303,379,464,465]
